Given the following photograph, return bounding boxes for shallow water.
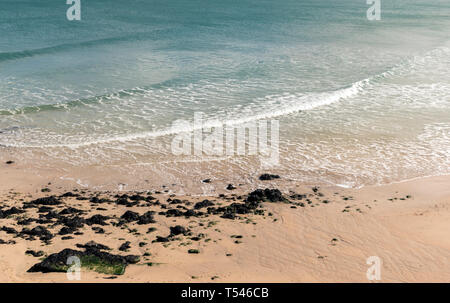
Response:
[1,0,449,188]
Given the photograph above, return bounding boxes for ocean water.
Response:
[1,0,449,188]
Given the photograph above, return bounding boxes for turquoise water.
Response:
[1,0,449,187]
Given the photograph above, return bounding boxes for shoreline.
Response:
[0,167,449,282]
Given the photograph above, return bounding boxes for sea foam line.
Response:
[1,77,371,149]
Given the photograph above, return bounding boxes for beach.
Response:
[1,163,449,282]
[1,0,450,284]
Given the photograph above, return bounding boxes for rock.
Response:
[183,209,197,217]
[17,218,34,225]
[226,184,236,190]
[154,236,169,243]
[118,241,131,251]
[221,211,236,220]
[86,214,110,226]
[165,209,184,217]
[27,196,62,206]
[76,241,110,251]
[129,194,145,201]
[124,255,140,264]
[169,225,188,236]
[116,198,138,207]
[246,188,286,203]
[37,206,54,213]
[60,192,79,198]
[6,161,14,164]
[58,207,83,215]
[21,226,53,241]
[194,200,214,209]
[0,239,16,244]
[259,174,280,181]
[60,216,85,229]
[58,226,76,235]
[202,179,211,183]
[290,194,307,200]
[120,211,140,222]
[27,247,139,274]
[25,250,45,257]
[92,227,105,234]
[1,226,18,234]
[0,207,25,218]
[137,211,156,225]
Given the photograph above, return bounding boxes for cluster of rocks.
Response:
[0,180,320,277]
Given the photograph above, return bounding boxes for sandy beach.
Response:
[1,161,449,282]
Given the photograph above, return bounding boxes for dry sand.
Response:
[0,164,449,282]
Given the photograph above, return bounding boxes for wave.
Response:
[1,78,370,149]
[3,44,448,148]
[0,31,164,63]
[0,78,184,116]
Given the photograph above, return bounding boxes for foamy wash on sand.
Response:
[0,0,449,189]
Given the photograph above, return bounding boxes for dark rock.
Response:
[168,198,182,204]
[25,250,45,257]
[17,218,34,225]
[58,227,77,235]
[226,184,236,190]
[58,207,83,215]
[27,196,61,205]
[170,225,188,236]
[6,161,14,164]
[290,194,307,200]
[183,209,197,217]
[21,226,53,241]
[86,214,110,226]
[202,179,211,183]
[194,200,214,210]
[27,247,139,274]
[0,206,25,218]
[37,206,54,213]
[259,174,280,181]
[155,236,169,243]
[0,239,16,244]
[165,209,183,217]
[119,241,131,251]
[129,194,145,201]
[221,211,236,220]
[92,227,105,234]
[60,192,79,198]
[1,226,18,234]
[120,211,140,222]
[76,241,110,251]
[137,211,156,225]
[246,188,286,203]
[60,216,85,229]
[116,198,138,207]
